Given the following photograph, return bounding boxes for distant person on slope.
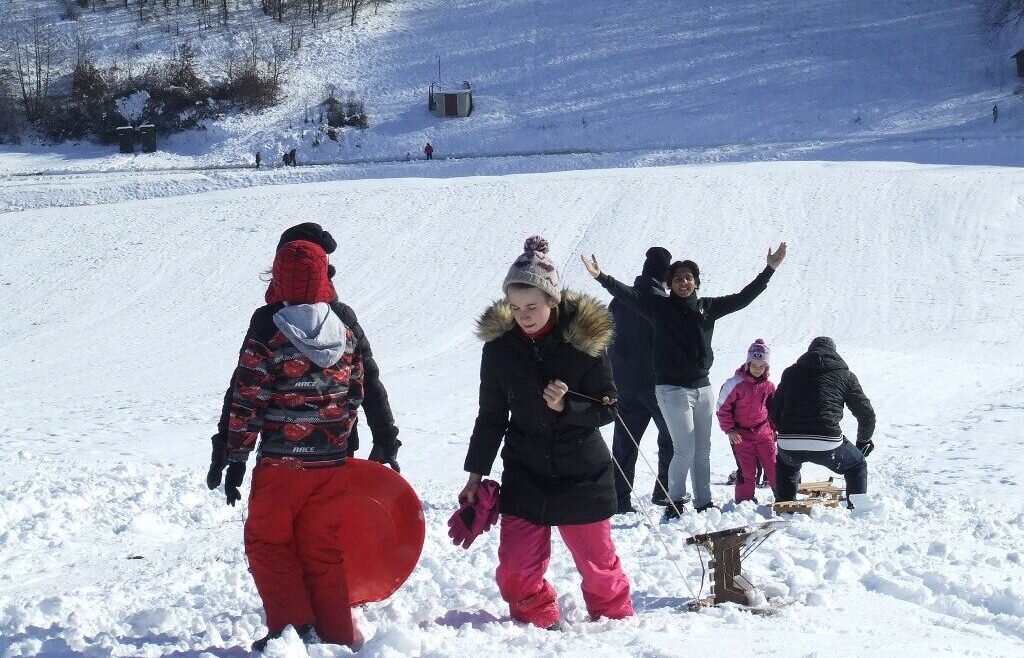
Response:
[769,337,875,506]
[460,236,634,630]
[424,142,434,160]
[716,339,777,504]
[583,243,787,520]
[607,247,675,513]
[206,226,400,652]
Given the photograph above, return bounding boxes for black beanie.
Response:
[642,247,672,281]
[277,223,337,254]
[808,336,836,352]
[278,222,337,279]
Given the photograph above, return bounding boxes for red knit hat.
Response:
[265,240,336,304]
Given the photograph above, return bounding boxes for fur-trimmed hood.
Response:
[475,290,613,357]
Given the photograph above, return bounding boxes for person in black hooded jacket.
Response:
[207,222,401,494]
[460,236,634,630]
[607,247,675,513]
[769,336,876,503]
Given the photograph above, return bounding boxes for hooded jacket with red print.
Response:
[225,301,364,463]
[715,363,776,443]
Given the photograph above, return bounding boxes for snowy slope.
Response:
[2,0,1024,178]
[2,161,1023,656]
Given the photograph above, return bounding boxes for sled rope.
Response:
[567,389,700,602]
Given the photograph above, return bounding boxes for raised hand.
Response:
[767,242,787,269]
[580,253,601,278]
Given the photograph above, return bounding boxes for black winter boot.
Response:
[661,499,690,521]
[252,625,319,652]
[251,631,280,652]
[616,501,636,514]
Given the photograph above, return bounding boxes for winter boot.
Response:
[651,487,670,506]
[694,501,719,514]
[252,625,319,652]
[661,499,690,521]
[252,632,278,652]
[756,465,768,488]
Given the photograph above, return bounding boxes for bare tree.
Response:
[269,34,288,85]
[986,1,1024,29]
[0,38,19,138]
[73,23,93,68]
[348,0,364,26]
[11,16,62,121]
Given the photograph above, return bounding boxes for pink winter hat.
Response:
[747,339,770,364]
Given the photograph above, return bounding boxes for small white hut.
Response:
[429,82,473,118]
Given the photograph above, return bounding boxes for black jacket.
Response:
[464,291,618,526]
[218,301,399,456]
[598,266,775,388]
[769,344,875,442]
[608,275,666,393]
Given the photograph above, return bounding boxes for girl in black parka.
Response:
[460,236,634,629]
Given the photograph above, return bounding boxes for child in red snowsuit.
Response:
[208,234,398,652]
[715,339,777,503]
[460,236,634,629]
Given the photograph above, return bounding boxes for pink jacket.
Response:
[716,364,776,442]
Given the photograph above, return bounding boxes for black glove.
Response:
[369,439,402,473]
[856,438,875,457]
[206,434,228,490]
[346,423,360,457]
[224,462,247,506]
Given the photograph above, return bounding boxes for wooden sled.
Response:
[772,478,846,516]
[685,520,790,613]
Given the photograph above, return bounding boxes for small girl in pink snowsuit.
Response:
[716,339,777,503]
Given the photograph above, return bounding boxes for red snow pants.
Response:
[495,515,634,628]
[244,458,354,646]
[732,434,777,503]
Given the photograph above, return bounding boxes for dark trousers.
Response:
[612,386,674,507]
[775,438,867,502]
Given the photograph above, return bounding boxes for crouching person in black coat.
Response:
[769,337,876,505]
[460,236,634,630]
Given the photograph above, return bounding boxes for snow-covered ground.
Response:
[2,160,1023,656]
[2,0,1023,655]
[2,0,1024,177]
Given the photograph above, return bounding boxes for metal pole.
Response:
[436,53,441,84]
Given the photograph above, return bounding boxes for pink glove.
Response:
[447,479,500,549]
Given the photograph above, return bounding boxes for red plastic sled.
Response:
[336,458,425,605]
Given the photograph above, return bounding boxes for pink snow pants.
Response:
[733,434,777,503]
[495,515,634,628]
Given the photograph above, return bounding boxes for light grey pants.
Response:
[655,384,715,507]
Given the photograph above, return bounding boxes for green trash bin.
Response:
[137,124,156,153]
[117,126,134,154]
